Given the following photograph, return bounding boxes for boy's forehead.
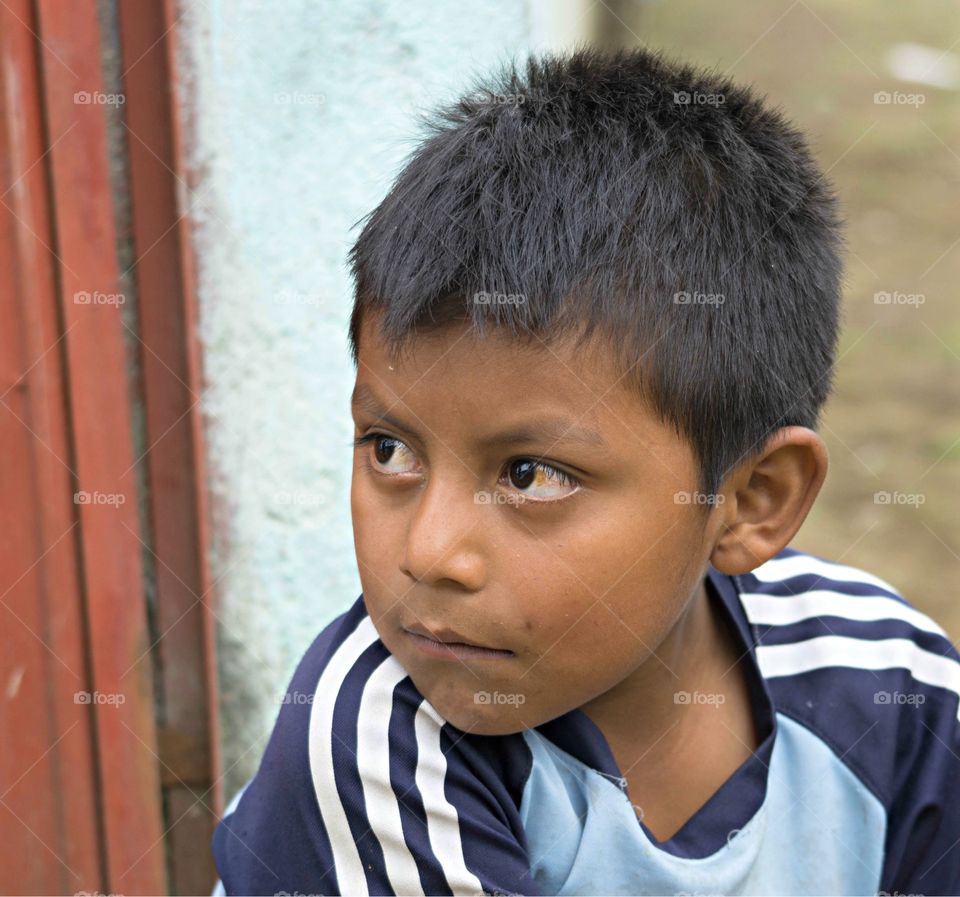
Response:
[355,312,615,407]
[352,313,675,454]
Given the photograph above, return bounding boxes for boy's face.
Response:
[350,310,718,735]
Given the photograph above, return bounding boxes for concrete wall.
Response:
[174,0,590,798]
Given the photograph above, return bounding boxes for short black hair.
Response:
[347,46,844,496]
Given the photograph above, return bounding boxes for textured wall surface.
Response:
[174,0,576,799]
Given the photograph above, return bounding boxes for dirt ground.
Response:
[623,1,960,640]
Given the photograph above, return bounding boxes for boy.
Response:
[212,47,960,895]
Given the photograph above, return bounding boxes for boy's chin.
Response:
[423,688,533,736]
[446,707,531,737]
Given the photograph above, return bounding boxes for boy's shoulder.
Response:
[730,546,960,881]
[718,547,960,892]
[734,546,960,726]
[211,595,537,896]
[733,545,960,752]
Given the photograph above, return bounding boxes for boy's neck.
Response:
[578,572,760,841]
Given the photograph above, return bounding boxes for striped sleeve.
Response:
[212,601,539,896]
[880,672,960,895]
[741,550,960,894]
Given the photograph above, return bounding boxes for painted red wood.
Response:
[2,0,221,891]
[20,0,166,891]
[118,0,223,890]
[0,0,104,889]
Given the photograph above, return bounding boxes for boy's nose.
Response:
[399,477,489,592]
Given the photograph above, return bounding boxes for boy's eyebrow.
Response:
[351,383,608,448]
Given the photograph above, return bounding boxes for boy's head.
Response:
[346,47,840,734]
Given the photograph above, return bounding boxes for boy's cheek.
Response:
[403,660,579,735]
[361,587,647,732]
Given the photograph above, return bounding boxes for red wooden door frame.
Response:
[0,0,220,892]
[117,0,223,891]
[0,0,108,889]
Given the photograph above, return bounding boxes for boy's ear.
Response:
[709,427,829,576]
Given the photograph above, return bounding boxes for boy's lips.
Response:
[403,623,515,659]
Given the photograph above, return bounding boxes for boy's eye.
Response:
[353,433,581,501]
[355,433,421,475]
[499,459,580,502]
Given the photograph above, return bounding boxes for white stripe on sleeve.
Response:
[740,589,949,638]
[356,654,426,895]
[749,555,901,595]
[308,615,380,895]
[756,635,960,720]
[414,701,486,895]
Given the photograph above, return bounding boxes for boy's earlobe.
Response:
[709,427,829,576]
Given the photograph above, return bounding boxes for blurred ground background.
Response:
[593,0,960,642]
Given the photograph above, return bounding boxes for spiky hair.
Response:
[348,46,844,495]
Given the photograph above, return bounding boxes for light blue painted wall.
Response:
[174,0,588,797]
